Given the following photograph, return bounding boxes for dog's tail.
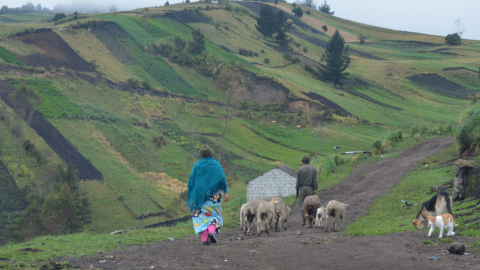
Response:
[446,193,453,215]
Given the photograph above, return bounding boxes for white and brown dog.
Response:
[412,191,453,230]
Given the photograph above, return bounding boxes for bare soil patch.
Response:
[302,91,350,114]
[14,30,92,72]
[67,137,480,269]
[408,74,478,98]
[165,10,208,24]
[0,81,103,180]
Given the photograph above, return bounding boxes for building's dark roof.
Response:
[276,165,298,178]
[245,165,297,184]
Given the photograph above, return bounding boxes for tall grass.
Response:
[317,153,368,178]
[371,130,403,155]
[457,104,480,153]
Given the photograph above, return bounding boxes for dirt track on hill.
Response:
[70,136,480,269]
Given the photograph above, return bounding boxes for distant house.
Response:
[211,0,218,3]
[246,165,298,201]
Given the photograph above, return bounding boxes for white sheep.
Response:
[239,203,247,228]
[302,195,321,228]
[325,200,348,232]
[270,197,289,231]
[243,199,263,235]
[256,201,275,236]
[315,206,326,229]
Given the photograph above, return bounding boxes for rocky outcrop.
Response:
[453,159,480,200]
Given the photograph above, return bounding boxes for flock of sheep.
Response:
[240,195,348,236]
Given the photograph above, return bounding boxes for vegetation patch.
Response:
[10,80,84,118]
[0,160,28,213]
[0,45,25,65]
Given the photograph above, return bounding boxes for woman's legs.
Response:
[201,225,217,244]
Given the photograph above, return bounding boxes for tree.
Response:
[188,28,205,54]
[275,12,293,47]
[302,0,316,8]
[35,3,42,11]
[274,0,278,6]
[186,0,190,3]
[319,30,351,88]
[322,25,327,33]
[23,2,35,12]
[7,84,39,180]
[319,0,334,15]
[216,67,242,162]
[52,13,66,21]
[165,1,170,6]
[0,6,8,14]
[445,33,461,45]
[292,6,303,17]
[110,4,117,12]
[255,4,276,39]
[472,95,477,106]
[358,33,367,44]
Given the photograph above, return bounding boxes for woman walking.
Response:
[187,144,229,245]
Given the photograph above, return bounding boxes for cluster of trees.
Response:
[19,164,91,238]
[318,0,334,15]
[255,5,293,47]
[445,33,461,45]
[0,2,54,15]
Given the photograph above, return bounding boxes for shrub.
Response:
[142,80,152,90]
[224,25,229,30]
[254,52,258,57]
[420,126,427,135]
[52,13,66,22]
[283,52,293,61]
[264,58,270,64]
[293,57,301,64]
[292,3,297,7]
[292,7,303,17]
[306,10,311,14]
[303,47,308,53]
[322,110,333,120]
[371,139,383,155]
[248,50,253,57]
[239,48,249,56]
[261,49,265,53]
[445,33,461,45]
[127,78,140,88]
[410,126,420,135]
[118,195,125,201]
[445,123,453,133]
[457,104,480,154]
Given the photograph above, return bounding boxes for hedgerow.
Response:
[11,80,84,118]
[0,46,25,66]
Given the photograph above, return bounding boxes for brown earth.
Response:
[270,4,360,43]
[69,136,480,269]
[14,30,92,72]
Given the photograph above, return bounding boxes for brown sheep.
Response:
[302,195,321,228]
[243,199,263,235]
[270,197,289,231]
[256,201,275,236]
[325,200,348,232]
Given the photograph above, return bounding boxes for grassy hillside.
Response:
[0,1,478,240]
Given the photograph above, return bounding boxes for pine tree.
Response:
[255,4,276,39]
[319,30,351,88]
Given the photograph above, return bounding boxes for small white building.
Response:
[246,165,298,201]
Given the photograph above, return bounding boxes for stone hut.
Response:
[246,165,297,201]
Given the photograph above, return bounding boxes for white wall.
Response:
[246,168,296,201]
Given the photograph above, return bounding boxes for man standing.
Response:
[296,155,318,226]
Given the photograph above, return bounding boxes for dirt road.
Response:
[70,136,480,269]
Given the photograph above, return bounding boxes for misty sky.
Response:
[2,0,479,40]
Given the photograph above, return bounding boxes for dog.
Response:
[412,191,453,230]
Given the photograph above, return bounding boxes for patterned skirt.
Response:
[191,191,223,235]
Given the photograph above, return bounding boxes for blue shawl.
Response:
[186,157,228,212]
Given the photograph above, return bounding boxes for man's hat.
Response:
[200,144,214,157]
[301,155,310,163]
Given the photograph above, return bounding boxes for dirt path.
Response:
[270,4,360,43]
[70,136,480,269]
